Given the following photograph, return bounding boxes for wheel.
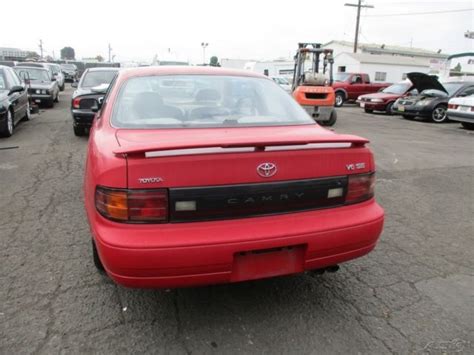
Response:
[364,108,373,113]
[22,101,31,121]
[0,109,14,137]
[402,114,414,120]
[319,110,337,126]
[431,105,448,123]
[335,92,345,107]
[92,240,105,272]
[385,102,394,115]
[461,122,474,130]
[73,125,86,136]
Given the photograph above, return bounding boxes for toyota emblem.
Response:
[257,162,277,178]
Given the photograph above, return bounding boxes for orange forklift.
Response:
[292,43,337,126]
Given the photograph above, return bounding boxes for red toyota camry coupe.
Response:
[84,66,384,288]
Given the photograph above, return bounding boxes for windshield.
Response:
[61,64,77,70]
[334,73,351,82]
[441,83,464,96]
[382,83,411,94]
[112,75,314,129]
[14,68,50,82]
[0,71,6,90]
[81,71,117,88]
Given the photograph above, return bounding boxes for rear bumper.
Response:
[71,109,94,127]
[91,199,384,288]
[447,110,474,123]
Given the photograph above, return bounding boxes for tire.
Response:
[22,101,31,121]
[335,92,345,107]
[73,125,86,136]
[319,110,337,126]
[46,98,54,108]
[385,102,394,115]
[402,114,414,120]
[431,105,448,123]
[92,240,105,272]
[0,109,14,137]
[461,122,474,130]
[364,108,373,113]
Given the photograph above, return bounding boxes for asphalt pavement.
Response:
[1,85,473,354]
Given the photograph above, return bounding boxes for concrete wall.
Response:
[361,63,429,83]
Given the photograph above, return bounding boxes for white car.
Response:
[48,63,65,91]
[271,76,292,93]
[447,94,474,130]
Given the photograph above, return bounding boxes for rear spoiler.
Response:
[113,135,369,156]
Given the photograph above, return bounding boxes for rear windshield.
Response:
[14,68,50,82]
[112,75,314,129]
[81,71,117,88]
[61,64,77,70]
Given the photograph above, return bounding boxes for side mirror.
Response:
[92,97,104,113]
[9,85,24,95]
[71,82,78,88]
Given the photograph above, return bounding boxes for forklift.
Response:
[292,43,337,126]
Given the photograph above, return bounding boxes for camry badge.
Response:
[257,163,277,178]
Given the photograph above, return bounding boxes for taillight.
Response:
[72,98,81,109]
[95,187,168,223]
[346,173,375,204]
[448,104,458,109]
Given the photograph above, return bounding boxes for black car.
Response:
[60,63,78,82]
[0,65,30,137]
[392,72,474,123]
[70,67,119,136]
[14,66,60,108]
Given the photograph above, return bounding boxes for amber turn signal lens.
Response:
[95,188,128,221]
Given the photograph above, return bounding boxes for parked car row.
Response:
[356,72,474,129]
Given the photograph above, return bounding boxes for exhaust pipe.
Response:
[308,265,340,276]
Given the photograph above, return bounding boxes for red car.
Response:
[357,81,417,114]
[332,73,390,107]
[84,66,384,288]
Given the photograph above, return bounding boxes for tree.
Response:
[60,47,75,60]
[454,63,462,72]
[25,51,40,60]
[95,55,104,62]
[209,56,221,67]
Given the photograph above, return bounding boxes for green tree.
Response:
[60,47,75,60]
[95,55,104,62]
[209,56,220,67]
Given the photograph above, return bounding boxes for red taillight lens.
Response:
[72,98,81,109]
[448,104,458,109]
[95,187,168,223]
[346,173,375,204]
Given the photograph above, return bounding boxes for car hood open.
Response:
[407,72,447,94]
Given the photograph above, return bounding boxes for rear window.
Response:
[81,71,117,88]
[111,75,314,129]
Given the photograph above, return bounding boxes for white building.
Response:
[323,40,451,81]
[333,52,432,83]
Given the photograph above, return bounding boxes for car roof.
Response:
[118,66,268,81]
[86,67,120,72]
[14,66,48,71]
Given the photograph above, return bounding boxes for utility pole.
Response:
[344,0,374,53]
[39,39,44,59]
[201,42,208,65]
[108,43,112,63]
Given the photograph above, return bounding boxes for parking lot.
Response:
[1,85,473,354]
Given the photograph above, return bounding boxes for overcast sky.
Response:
[2,0,473,63]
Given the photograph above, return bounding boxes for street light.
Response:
[201,42,209,65]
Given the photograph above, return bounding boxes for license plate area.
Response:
[231,245,306,282]
[398,105,405,112]
[360,102,365,108]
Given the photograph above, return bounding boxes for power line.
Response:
[363,8,473,17]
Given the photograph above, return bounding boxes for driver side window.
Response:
[459,86,474,97]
